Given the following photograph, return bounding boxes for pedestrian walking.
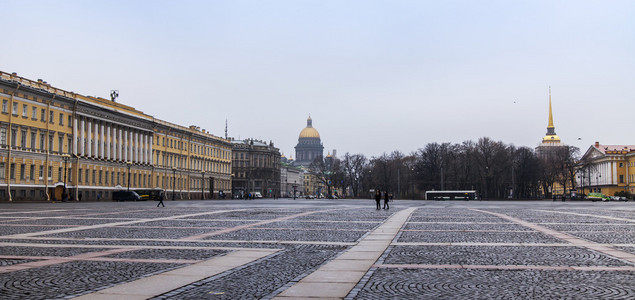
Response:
[157,192,165,207]
[383,191,390,210]
[375,189,382,210]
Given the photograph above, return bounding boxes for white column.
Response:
[134,131,139,163]
[93,122,98,158]
[149,136,154,165]
[123,129,128,162]
[74,117,79,155]
[87,118,92,157]
[129,130,134,163]
[106,123,111,160]
[143,134,148,164]
[118,127,123,161]
[100,122,105,159]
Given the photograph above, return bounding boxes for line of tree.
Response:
[309,137,579,200]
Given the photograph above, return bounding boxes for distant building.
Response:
[294,116,324,167]
[535,87,569,197]
[281,155,303,198]
[231,138,280,198]
[578,142,635,197]
[535,87,564,153]
[0,71,231,202]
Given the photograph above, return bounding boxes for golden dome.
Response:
[542,135,561,142]
[299,127,320,138]
[299,116,320,139]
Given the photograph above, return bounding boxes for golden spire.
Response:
[547,86,554,129]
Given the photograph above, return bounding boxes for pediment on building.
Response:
[582,146,605,161]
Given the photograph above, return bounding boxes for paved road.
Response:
[1,199,634,299]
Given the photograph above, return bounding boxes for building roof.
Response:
[593,143,635,155]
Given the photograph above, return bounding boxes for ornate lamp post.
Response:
[201,170,205,199]
[126,161,132,191]
[61,154,70,201]
[172,167,177,200]
[293,180,297,200]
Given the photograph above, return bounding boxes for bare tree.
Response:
[342,153,367,198]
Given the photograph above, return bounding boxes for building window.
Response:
[92,170,96,184]
[48,166,52,179]
[22,104,27,117]
[0,163,4,179]
[32,107,37,119]
[41,108,46,121]
[58,167,62,181]
[68,137,72,154]
[105,171,109,184]
[39,165,43,178]
[86,169,89,184]
[40,133,45,151]
[68,115,72,127]
[1,100,7,113]
[99,170,103,184]
[58,135,63,153]
[78,168,83,183]
[48,134,54,150]
[30,132,36,149]
[20,130,26,148]
[10,163,16,179]
[620,175,624,184]
[12,102,18,115]
[49,111,54,123]
[58,113,64,125]
[29,164,34,180]
[10,129,17,146]
[20,164,25,180]
[0,128,6,145]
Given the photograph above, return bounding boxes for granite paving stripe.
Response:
[536,210,635,223]
[179,208,346,240]
[3,209,246,239]
[473,209,635,265]
[274,207,417,299]
[72,249,279,300]
[0,255,200,264]
[377,263,635,271]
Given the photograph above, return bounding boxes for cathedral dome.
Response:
[299,116,320,139]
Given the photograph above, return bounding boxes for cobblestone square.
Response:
[0,199,634,299]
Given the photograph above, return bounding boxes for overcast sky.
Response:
[2,1,634,157]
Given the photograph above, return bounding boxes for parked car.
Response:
[112,191,142,202]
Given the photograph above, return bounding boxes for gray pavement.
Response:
[0,199,634,299]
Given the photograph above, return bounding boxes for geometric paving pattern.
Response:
[0,200,634,299]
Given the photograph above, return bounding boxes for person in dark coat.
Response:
[375,189,382,210]
[157,192,165,207]
[383,191,390,210]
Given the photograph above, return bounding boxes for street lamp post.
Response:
[172,167,176,200]
[595,173,602,193]
[61,154,70,202]
[201,170,205,200]
[126,162,132,192]
[293,180,297,200]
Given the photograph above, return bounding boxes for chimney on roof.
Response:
[595,141,600,148]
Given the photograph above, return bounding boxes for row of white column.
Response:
[72,116,153,164]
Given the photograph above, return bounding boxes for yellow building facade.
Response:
[578,142,635,197]
[0,71,231,201]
